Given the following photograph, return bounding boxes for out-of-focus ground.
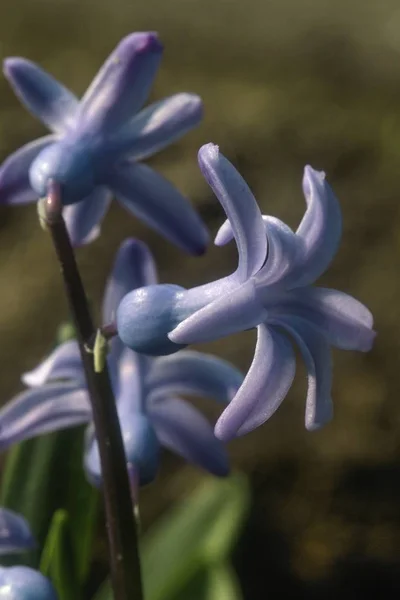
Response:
[1,0,400,597]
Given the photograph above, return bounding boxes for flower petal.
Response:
[103,238,157,323]
[84,413,160,487]
[198,144,267,282]
[4,58,78,133]
[110,93,203,160]
[0,383,90,449]
[0,136,55,205]
[214,324,296,441]
[63,186,112,247]
[150,396,230,477]
[255,217,302,287]
[147,350,243,403]
[0,566,57,598]
[273,316,333,430]
[22,340,83,387]
[168,279,265,345]
[107,160,209,255]
[78,33,163,135]
[0,509,35,554]
[267,287,375,351]
[116,346,150,414]
[288,166,342,288]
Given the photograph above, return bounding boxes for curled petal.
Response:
[198,144,267,282]
[0,384,91,449]
[288,166,342,288]
[63,187,112,247]
[22,340,83,387]
[169,279,265,345]
[267,287,375,351]
[78,33,163,135]
[103,238,157,323]
[0,509,35,554]
[4,58,78,133]
[147,350,243,403]
[150,396,229,477]
[0,136,55,205]
[215,324,296,441]
[0,566,57,598]
[274,316,333,431]
[107,160,209,255]
[111,93,203,160]
[256,217,302,287]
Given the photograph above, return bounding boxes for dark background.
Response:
[0,0,399,597]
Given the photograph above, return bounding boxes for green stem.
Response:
[42,182,143,600]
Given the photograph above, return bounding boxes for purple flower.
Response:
[0,508,35,555]
[0,239,243,485]
[117,143,375,439]
[0,566,57,599]
[0,33,208,253]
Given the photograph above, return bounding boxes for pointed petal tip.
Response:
[3,56,25,77]
[213,420,234,443]
[302,164,327,196]
[118,32,163,56]
[198,143,219,168]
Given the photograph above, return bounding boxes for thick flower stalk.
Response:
[0,33,208,253]
[117,143,376,440]
[0,239,243,485]
[0,509,57,599]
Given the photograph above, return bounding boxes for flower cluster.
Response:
[0,239,243,486]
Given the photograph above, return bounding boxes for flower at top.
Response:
[0,33,208,253]
[0,239,243,485]
[116,143,376,440]
[0,509,56,599]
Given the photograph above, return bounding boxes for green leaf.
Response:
[142,473,249,600]
[40,510,80,600]
[172,564,242,600]
[93,473,249,600]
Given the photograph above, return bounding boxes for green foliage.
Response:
[95,473,249,600]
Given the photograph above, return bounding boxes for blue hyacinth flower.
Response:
[0,567,57,599]
[117,143,376,440]
[0,33,208,253]
[0,239,243,485]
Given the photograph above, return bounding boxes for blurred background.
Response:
[0,0,399,597]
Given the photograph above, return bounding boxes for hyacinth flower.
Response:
[0,239,243,485]
[0,509,57,599]
[0,33,208,253]
[117,143,376,440]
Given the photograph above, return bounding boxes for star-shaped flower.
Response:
[116,143,375,439]
[0,239,243,485]
[0,33,208,253]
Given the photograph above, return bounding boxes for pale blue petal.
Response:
[116,347,150,414]
[63,187,112,247]
[78,33,163,135]
[107,160,209,255]
[4,58,78,133]
[0,384,90,449]
[110,93,203,160]
[273,316,333,430]
[22,340,83,387]
[150,396,229,477]
[84,413,160,487]
[0,566,57,598]
[102,238,157,324]
[0,509,35,554]
[256,217,302,287]
[287,166,342,288]
[267,287,375,351]
[198,143,267,282]
[214,324,296,441]
[147,350,243,403]
[168,279,265,345]
[0,136,55,205]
